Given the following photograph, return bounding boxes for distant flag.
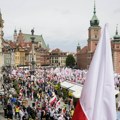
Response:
[55,99,64,110]
[56,99,61,109]
[72,24,116,120]
[49,95,57,106]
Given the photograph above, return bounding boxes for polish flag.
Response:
[49,95,57,106]
[72,24,116,120]
[55,99,63,110]
[55,100,61,110]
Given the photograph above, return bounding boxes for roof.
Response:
[22,34,47,49]
[69,84,83,98]
[113,28,120,40]
[60,81,74,88]
[90,2,99,26]
[90,14,99,26]
[2,39,32,53]
[81,46,88,53]
[91,14,99,22]
[18,41,32,49]
[51,48,61,53]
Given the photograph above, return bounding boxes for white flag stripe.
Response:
[80,24,116,120]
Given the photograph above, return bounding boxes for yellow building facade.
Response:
[14,48,25,67]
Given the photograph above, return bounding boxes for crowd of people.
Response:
[114,73,120,91]
[0,67,87,120]
[1,66,120,120]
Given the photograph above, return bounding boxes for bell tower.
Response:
[88,1,101,53]
[87,1,101,68]
[112,25,120,73]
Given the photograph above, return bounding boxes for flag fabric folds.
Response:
[72,24,116,120]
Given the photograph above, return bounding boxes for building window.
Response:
[116,46,119,48]
[88,54,91,58]
[55,60,58,63]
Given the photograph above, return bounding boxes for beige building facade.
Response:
[50,48,67,67]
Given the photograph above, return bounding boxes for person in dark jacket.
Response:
[7,102,13,120]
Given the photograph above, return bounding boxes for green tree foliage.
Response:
[66,54,75,68]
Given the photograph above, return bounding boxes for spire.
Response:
[19,29,22,33]
[0,8,1,16]
[114,24,120,40]
[14,29,17,42]
[14,29,17,34]
[77,42,81,52]
[0,9,4,28]
[31,28,34,36]
[19,29,22,35]
[94,0,96,14]
[90,0,99,26]
[116,24,118,35]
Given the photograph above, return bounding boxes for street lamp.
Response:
[30,28,36,75]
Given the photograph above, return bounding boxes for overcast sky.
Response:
[0,0,120,52]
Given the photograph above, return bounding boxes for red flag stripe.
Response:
[72,100,87,120]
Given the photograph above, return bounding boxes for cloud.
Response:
[114,8,120,14]
[1,0,120,52]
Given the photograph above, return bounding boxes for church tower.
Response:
[87,1,101,67]
[76,42,81,53]
[0,10,4,69]
[88,1,101,53]
[113,25,120,41]
[112,25,120,73]
[13,29,17,42]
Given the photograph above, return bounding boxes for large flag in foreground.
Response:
[72,24,116,120]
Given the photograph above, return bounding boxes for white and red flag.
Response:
[72,24,116,120]
[56,99,61,108]
[49,95,57,106]
[55,99,64,110]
